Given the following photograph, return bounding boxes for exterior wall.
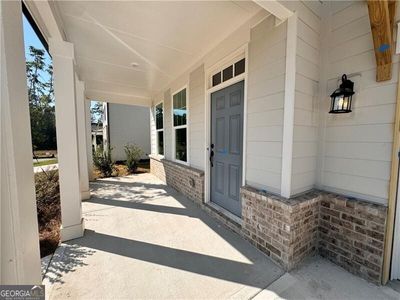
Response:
[150,156,204,204]
[316,1,400,205]
[246,15,286,194]
[241,185,387,284]
[242,186,320,270]
[150,11,287,193]
[189,65,206,170]
[319,192,387,284]
[108,103,151,161]
[289,1,321,195]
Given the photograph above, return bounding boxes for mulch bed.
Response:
[35,170,61,258]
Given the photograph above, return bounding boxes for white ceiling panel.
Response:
[56,1,262,104]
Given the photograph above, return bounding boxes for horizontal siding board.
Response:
[247,155,282,174]
[323,171,388,202]
[325,124,393,143]
[297,18,320,50]
[247,109,283,127]
[247,141,282,157]
[247,92,285,113]
[247,126,283,142]
[296,55,319,81]
[297,37,320,65]
[324,157,391,181]
[332,1,367,31]
[324,142,392,162]
[293,141,318,158]
[330,15,370,47]
[326,104,395,126]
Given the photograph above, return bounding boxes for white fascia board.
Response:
[23,0,65,42]
[253,0,293,21]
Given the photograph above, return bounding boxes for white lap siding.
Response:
[189,65,206,170]
[317,0,400,205]
[246,16,286,194]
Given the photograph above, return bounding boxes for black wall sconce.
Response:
[329,74,354,114]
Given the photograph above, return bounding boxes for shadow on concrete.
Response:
[44,244,96,284]
[46,175,283,290]
[68,229,282,289]
[87,197,196,217]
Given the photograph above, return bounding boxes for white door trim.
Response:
[204,45,249,209]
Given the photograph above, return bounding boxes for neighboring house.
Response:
[91,122,103,151]
[4,0,400,287]
[103,102,150,162]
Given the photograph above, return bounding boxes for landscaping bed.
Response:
[35,170,61,258]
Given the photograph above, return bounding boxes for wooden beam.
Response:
[367,0,393,81]
[388,1,397,38]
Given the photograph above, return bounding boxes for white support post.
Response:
[0,0,41,284]
[50,39,84,242]
[85,99,94,181]
[280,12,297,199]
[75,78,90,200]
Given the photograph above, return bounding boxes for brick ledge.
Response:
[149,155,204,177]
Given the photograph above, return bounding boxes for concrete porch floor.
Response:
[43,173,400,299]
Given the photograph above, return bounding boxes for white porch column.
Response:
[85,99,94,181]
[75,78,90,199]
[0,0,41,283]
[50,39,84,242]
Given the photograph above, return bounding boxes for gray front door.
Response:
[210,81,244,217]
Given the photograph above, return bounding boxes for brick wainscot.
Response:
[150,156,388,284]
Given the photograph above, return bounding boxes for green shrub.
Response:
[124,143,144,173]
[93,146,114,177]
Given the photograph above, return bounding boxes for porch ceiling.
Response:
[55,1,263,106]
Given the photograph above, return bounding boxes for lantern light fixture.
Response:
[329,74,354,114]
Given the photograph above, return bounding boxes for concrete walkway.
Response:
[43,173,400,299]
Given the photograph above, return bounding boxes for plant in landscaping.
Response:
[93,146,115,177]
[124,143,144,173]
[35,170,60,257]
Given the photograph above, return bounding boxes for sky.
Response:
[23,15,52,83]
[23,14,100,114]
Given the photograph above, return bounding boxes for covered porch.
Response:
[2,0,400,292]
[42,173,399,299]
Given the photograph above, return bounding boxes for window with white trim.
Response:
[155,102,164,155]
[173,88,187,162]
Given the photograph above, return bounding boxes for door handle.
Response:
[210,144,214,167]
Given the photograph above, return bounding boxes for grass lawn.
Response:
[33,158,58,167]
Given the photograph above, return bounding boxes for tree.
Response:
[91,101,104,125]
[26,46,57,151]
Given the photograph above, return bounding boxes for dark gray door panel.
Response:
[210,81,244,217]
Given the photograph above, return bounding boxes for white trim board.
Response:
[280,12,297,199]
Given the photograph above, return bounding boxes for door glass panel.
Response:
[212,72,222,87]
[234,58,245,76]
[175,128,187,162]
[223,65,233,82]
